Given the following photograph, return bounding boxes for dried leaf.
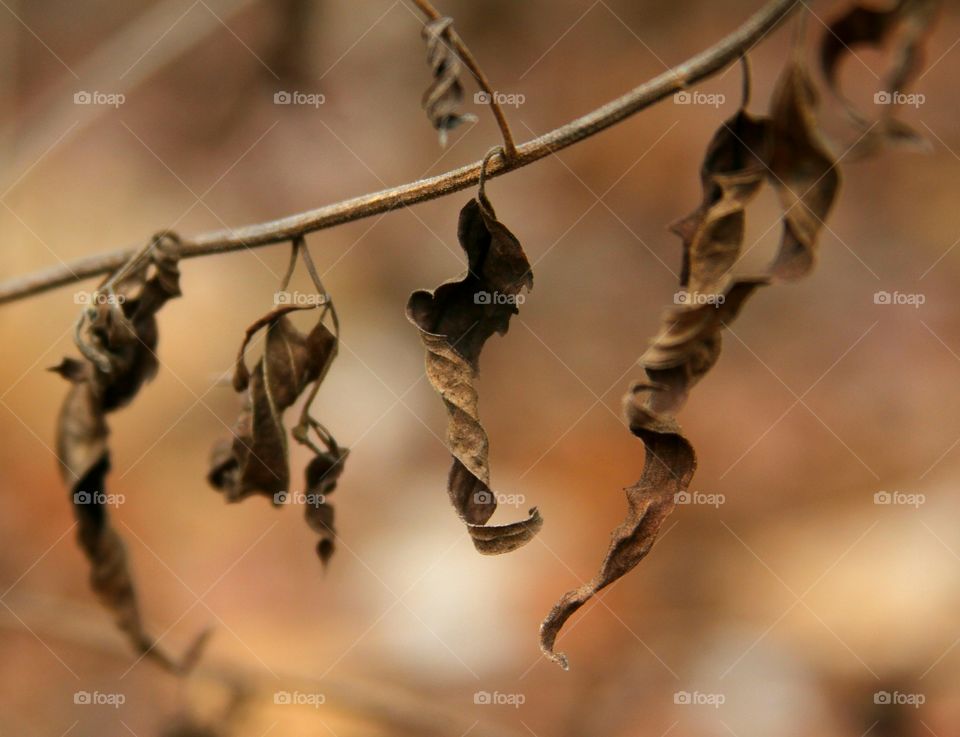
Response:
[421,17,476,146]
[541,58,840,668]
[820,0,941,151]
[52,232,209,672]
[208,242,347,565]
[767,59,841,281]
[407,194,542,554]
[209,306,336,500]
[304,445,349,566]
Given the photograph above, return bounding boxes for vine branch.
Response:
[0,0,800,306]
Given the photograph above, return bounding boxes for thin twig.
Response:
[411,0,519,159]
[0,0,800,306]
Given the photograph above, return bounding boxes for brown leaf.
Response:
[540,386,696,670]
[407,194,542,554]
[820,0,941,151]
[209,241,347,565]
[52,232,209,672]
[767,60,841,281]
[421,17,477,146]
[540,58,841,668]
[209,307,337,501]
[303,445,349,566]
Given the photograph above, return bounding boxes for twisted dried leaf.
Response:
[407,194,541,554]
[820,0,941,151]
[209,242,346,564]
[52,232,209,672]
[541,57,840,668]
[421,17,476,146]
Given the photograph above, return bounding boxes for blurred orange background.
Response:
[2,1,960,735]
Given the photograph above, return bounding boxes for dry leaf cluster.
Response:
[43,0,942,678]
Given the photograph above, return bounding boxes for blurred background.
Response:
[1,0,960,735]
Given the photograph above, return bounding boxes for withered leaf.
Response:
[541,58,840,668]
[421,17,476,146]
[209,241,347,565]
[540,387,696,670]
[209,306,336,500]
[407,194,542,554]
[52,232,209,672]
[304,445,349,566]
[820,0,941,152]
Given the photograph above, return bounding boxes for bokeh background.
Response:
[2,1,960,735]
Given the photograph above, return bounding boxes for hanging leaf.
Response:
[541,57,841,668]
[209,240,347,565]
[767,60,841,281]
[407,193,542,554]
[820,0,941,152]
[51,232,209,672]
[421,17,476,146]
[540,387,696,670]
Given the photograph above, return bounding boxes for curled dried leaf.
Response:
[421,17,477,146]
[407,194,542,554]
[52,232,209,672]
[541,57,840,668]
[820,0,941,152]
[209,241,347,565]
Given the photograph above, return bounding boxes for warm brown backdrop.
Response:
[2,1,960,735]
